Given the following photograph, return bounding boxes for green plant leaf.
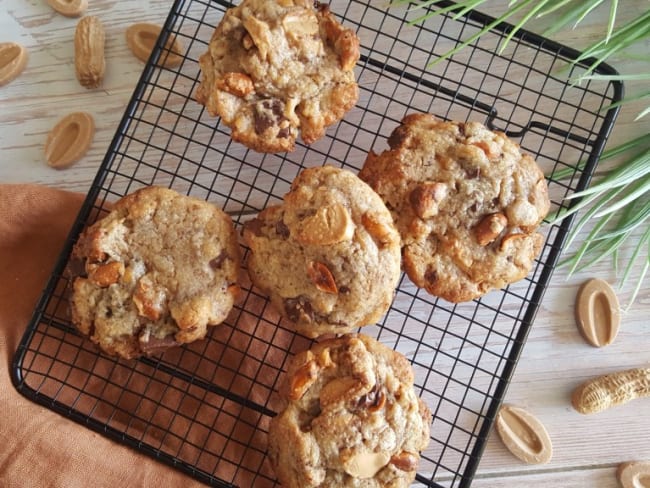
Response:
[564,148,650,200]
[592,174,650,218]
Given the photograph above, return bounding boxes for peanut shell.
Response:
[494,404,553,465]
[44,112,95,169]
[572,367,650,415]
[575,277,620,347]
[74,16,105,89]
[0,42,28,87]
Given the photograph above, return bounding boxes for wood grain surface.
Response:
[1,0,648,487]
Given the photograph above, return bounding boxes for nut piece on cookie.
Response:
[268,334,431,487]
[409,181,448,219]
[359,113,550,302]
[195,0,360,153]
[474,212,508,246]
[296,203,354,246]
[69,186,240,359]
[242,166,401,337]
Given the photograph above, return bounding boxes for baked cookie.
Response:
[242,166,401,337]
[359,113,550,302]
[268,334,431,487]
[69,186,240,359]
[195,0,360,153]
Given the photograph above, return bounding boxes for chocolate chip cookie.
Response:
[268,334,431,487]
[69,186,240,359]
[242,166,401,337]
[195,0,360,153]
[359,113,550,302]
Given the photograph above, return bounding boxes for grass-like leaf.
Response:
[563,148,650,200]
[571,10,650,79]
[396,0,538,66]
[548,132,650,181]
[591,198,650,241]
[624,241,649,308]
[592,173,650,217]
[554,141,650,306]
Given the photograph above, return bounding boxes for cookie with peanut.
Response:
[268,334,431,487]
[195,0,360,152]
[69,186,240,359]
[242,166,401,337]
[359,113,550,302]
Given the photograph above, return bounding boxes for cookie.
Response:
[69,186,240,359]
[359,113,550,302]
[268,334,431,487]
[195,0,360,153]
[242,166,401,337]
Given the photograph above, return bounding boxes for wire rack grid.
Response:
[12,0,621,487]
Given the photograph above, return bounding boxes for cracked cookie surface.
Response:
[242,166,401,337]
[196,0,360,153]
[359,113,550,302]
[268,334,431,487]
[70,186,240,359]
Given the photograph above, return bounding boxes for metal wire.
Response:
[12,1,621,487]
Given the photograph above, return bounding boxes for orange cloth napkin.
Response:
[0,184,202,487]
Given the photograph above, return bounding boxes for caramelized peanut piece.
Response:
[474,213,508,246]
[495,404,553,464]
[409,182,448,219]
[88,261,124,287]
[574,278,620,348]
[361,212,395,247]
[499,231,527,252]
[282,11,320,55]
[343,451,390,479]
[242,33,254,50]
[216,72,254,97]
[289,359,318,400]
[307,261,338,294]
[507,198,539,228]
[319,4,359,70]
[319,376,358,406]
[242,16,272,60]
[296,203,354,246]
[133,277,167,321]
[389,452,419,472]
[471,139,499,159]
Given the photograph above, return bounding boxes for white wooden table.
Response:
[2,1,648,487]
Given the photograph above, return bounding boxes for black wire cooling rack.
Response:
[12,1,622,487]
